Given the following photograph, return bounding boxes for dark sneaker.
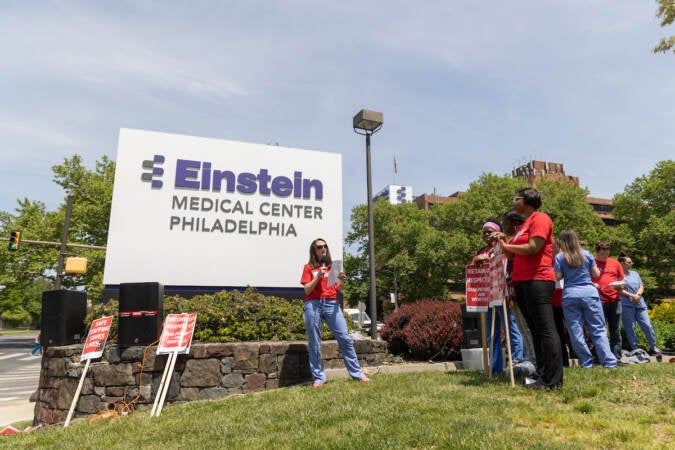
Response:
[650,348,663,362]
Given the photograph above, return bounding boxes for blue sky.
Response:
[1,1,673,236]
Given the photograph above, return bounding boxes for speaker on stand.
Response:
[41,290,87,347]
[118,282,164,347]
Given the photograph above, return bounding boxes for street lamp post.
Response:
[353,109,383,339]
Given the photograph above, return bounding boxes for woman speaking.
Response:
[300,238,370,388]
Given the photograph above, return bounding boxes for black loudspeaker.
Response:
[461,303,482,349]
[118,282,164,347]
[41,290,87,347]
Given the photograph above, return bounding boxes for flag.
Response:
[394,157,397,174]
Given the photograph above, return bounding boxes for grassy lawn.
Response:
[3,363,673,449]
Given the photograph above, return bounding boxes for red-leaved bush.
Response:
[380,300,463,360]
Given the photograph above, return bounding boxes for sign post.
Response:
[150,313,196,417]
[465,248,514,386]
[64,316,113,427]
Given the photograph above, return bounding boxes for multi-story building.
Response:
[413,191,461,211]
[511,160,616,225]
[511,160,579,187]
[374,184,413,205]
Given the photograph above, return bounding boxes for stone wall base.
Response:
[34,339,387,425]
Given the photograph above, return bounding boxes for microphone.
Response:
[320,256,327,268]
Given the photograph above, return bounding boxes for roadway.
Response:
[0,332,41,427]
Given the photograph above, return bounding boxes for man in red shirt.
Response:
[591,241,625,360]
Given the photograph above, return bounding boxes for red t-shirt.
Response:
[591,258,624,303]
[300,264,341,301]
[550,288,563,307]
[510,211,555,282]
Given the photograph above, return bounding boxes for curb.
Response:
[325,361,463,380]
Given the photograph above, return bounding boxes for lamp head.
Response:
[353,109,383,133]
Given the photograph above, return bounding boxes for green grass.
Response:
[3,364,673,449]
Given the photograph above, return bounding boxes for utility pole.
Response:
[55,194,73,290]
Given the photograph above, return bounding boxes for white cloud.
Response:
[0,0,672,218]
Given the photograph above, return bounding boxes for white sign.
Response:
[104,129,343,289]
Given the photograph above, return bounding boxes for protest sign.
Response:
[81,316,113,361]
[466,264,490,312]
[157,313,197,355]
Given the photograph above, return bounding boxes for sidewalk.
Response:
[0,399,34,428]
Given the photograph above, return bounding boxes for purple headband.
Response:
[482,221,501,232]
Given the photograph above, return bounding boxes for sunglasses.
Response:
[596,243,611,250]
[315,244,328,249]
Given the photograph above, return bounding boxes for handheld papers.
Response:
[327,259,343,286]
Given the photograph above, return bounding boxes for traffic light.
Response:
[8,230,22,251]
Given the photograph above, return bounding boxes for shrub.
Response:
[649,302,675,324]
[84,300,119,341]
[622,318,675,352]
[652,319,675,350]
[380,303,417,355]
[380,300,463,360]
[85,288,340,343]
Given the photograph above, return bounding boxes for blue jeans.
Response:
[622,305,657,350]
[562,296,617,368]
[602,301,623,359]
[486,305,525,373]
[303,300,365,383]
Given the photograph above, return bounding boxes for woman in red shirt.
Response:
[498,188,562,389]
[300,238,369,388]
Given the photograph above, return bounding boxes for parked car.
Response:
[344,308,383,333]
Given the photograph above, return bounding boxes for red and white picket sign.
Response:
[488,245,506,307]
[465,264,491,312]
[81,316,114,361]
[157,313,197,355]
[64,316,113,427]
[465,247,514,385]
[465,248,507,312]
[151,313,197,418]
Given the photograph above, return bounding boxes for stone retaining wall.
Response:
[34,339,387,425]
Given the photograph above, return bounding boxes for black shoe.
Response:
[523,379,548,390]
[522,377,561,390]
[522,376,540,387]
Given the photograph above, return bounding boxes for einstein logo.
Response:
[141,155,165,189]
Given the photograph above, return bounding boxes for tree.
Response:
[611,160,674,294]
[0,200,59,326]
[344,200,451,311]
[535,177,607,245]
[430,173,527,284]
[0,155,115,326]
[344,172,620,313]
[50,155,115,299]
[654,0,675,54]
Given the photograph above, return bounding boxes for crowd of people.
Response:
[300,187,661,390]
[477,187,662,390]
